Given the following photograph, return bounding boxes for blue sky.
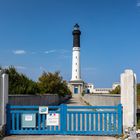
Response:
[0,0,140,87]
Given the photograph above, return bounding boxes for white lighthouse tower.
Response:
[69,24,84,95]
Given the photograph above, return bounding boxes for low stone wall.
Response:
[81,94,120,106]
[9,94,71,106]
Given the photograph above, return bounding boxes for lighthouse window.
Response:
[76,63,77,65]
[76,56,77,59]
[76,69,77,72]
[76,76,77,79]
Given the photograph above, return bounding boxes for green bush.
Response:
[109,86,120,94]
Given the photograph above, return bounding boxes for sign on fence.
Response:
[39,106,48,114]
[46,113,59,126]
[21,114,36,128]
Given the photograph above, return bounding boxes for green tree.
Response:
[1,66,71,96]
[37,71,71,96]
[5,66,38,94]
[109,86,120,94]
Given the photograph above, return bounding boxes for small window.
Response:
[76,69,77,72]
[76,63,77,65]
[76,76,77,79]
[76,56,77,59]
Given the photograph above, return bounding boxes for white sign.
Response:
[46,113,59,126]
[39,106,48,114]
[25,115,33,121]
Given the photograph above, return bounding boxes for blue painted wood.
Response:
[109,113,112,131]
[78,113,80,131]
[100,113,102,131]
[118,104,122,135]
[95,113,98,131]
[67,111,115,114]
[38,114,41,130]
[56,126,59,131]
[63,104,67,134]
[82,113,85,131]
[61,104,67,134]
[9,129,120,135]
[86,114,89,131]
[7,104,122,135]
[12,113,15,130]
[68,113,72,131]
[6,104,11,134]
[113,112,116,131]
[9,105,59,109]
[11,110,38,113]
[60,104,63,133]
[68,106,118,109]
[42,114,45,130]
[91,113,94,131]
[16,113,19,130]
[52,126,54,131]
[104,113,107,131]
[73,113,76,131]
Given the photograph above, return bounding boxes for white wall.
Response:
[82,94,120,106]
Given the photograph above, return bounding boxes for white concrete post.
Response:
[0,72,9,126]
[121,69,137,131]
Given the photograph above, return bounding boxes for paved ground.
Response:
[3,135,117,140]
[3,96,118,140]
[65,95,87,106]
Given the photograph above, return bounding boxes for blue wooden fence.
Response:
[6,104,122,135]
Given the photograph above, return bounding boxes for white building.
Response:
[85,83,94,93]
[93,88,112,94]
[84,82,120,94]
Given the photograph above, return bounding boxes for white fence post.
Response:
[0,72,9,128]
[120,69,137,131]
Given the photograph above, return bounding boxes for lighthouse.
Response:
[71,24,81,81]
[69,24,84,95]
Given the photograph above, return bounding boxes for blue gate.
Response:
[6,104,122,135]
